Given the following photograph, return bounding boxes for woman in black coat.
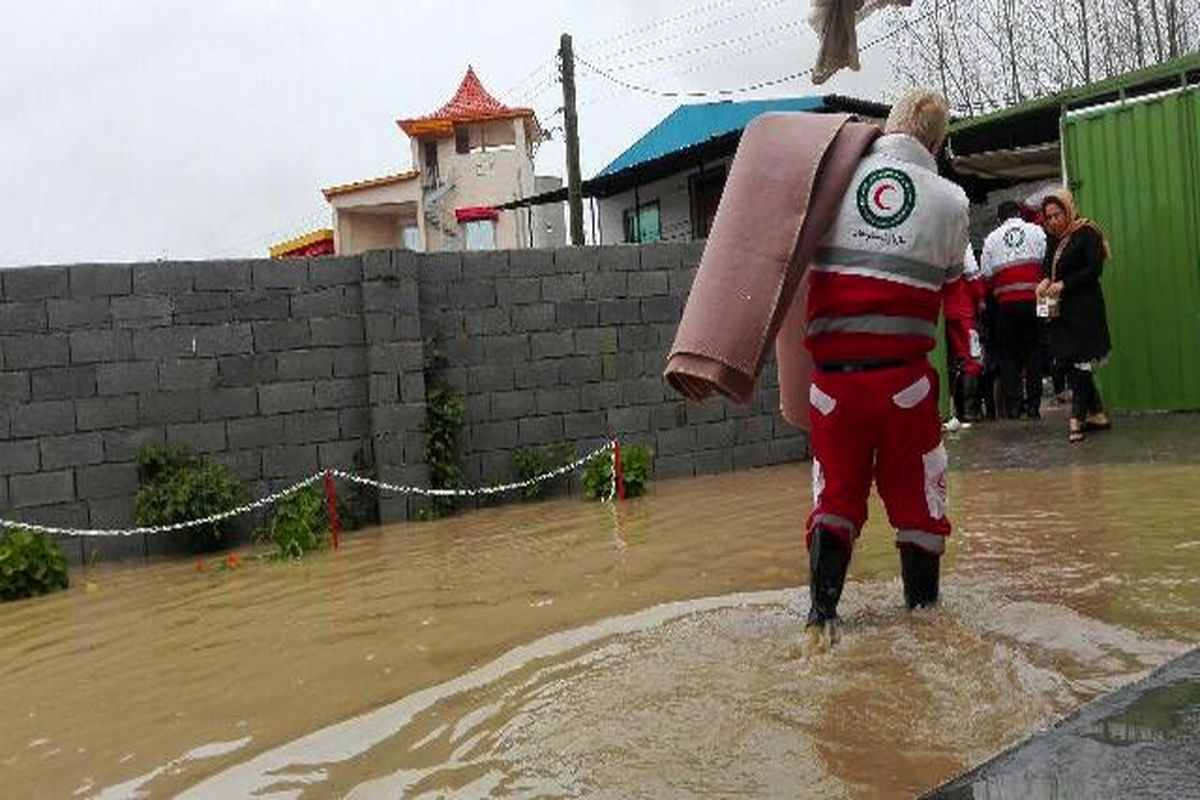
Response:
[1038,190,1112,442]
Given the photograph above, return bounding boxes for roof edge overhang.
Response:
[322,170,420,199]
[397,109,538,138]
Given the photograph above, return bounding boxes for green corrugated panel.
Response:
[932,317,949,418]
[1063,87,1200,411]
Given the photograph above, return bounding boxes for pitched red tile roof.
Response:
[398,67,535,136]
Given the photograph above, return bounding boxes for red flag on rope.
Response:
[324,470,343,550]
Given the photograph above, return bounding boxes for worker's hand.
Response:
[1049,281,1064,297]
[1036,278,1051,297]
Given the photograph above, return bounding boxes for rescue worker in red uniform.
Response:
[948,243,987,425]
[980,201,1048,418]
[804,89,980,634]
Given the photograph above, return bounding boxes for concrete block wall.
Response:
[0,256,395,559]
[0,243,807,559]
[420,242,807,497]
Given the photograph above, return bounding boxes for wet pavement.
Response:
[1,411,1199,797]
[926,646,1200,799]
[945,407,1200,471]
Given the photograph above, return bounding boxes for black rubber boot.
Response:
[805,526,852,628]
[900,546,940,609]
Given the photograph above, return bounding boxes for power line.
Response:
[600,19,803,73]
[502,56,557,100]
[577,53,813,98]
[581,0,790,61]
[653,29,802,85]
[512,72,558,106]
[575,8,933,99]
[581,0,755,49]
[573,25,805,111]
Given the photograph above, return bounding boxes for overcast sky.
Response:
[0,0,900,266]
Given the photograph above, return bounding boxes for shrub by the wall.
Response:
[583,444,654,500]
[133,447,244,553]
[260,486,329,560]
[422,385,465,517]
[511,445,577,501]
[0,529,70,602]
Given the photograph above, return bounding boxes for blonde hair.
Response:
[885,88,951,154]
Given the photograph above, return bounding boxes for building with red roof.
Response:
[274,67,564,257]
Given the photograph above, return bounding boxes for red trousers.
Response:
[806,360,950,555]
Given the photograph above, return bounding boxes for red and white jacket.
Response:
[805,133,978,371]
[980,218,1047,304]
[964,244,987,309]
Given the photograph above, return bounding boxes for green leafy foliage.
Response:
[0,528,70,602]
[422,385,465,518]
[133,446,244,553]
[260,486,329,560]
[583,444,654,500]
[511,445,576,501]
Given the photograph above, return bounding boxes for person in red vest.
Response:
[980,201,1048,419]
[803,89,980,641]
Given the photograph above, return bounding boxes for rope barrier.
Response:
[0,441,619,539]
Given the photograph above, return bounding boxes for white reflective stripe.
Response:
[807,315,937,338]
[994,282,1040,295]
[813,513,860,539]
[813,246,945,290]
[892,375,931,409]
[809,383,837,416]
[812,459,825,507]
[896,529,946,554]
[923,443,949,519]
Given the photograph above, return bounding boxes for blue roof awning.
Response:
[598,97,828,177]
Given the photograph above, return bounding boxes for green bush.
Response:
[422,385,465,518]
[133,446,244,553]
[260,486,329,560]
[583,444,654,500]
[0,528,70,602]
[512,445,576,501]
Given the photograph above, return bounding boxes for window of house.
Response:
[456,121,518,154]
[623,201,661,244]
[463,219,496,251]
[689,167,727,239]
[402,226,422,251]
[423,140,440,186]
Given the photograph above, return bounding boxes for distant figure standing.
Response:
[947,243,986,426]
[981,201,1048,419]
[1038,190,1113,443]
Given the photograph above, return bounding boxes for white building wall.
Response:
[418,118,541,252]
[337,212,405,254]
[596,158,731,245]
[328,180,422,256]
[532,175,566,249]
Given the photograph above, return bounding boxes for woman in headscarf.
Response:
[1038,189,1112,443]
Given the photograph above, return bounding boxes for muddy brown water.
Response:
[2,414,1199,798]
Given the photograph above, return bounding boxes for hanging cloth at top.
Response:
[809,0,913,85]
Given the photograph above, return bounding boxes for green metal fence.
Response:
[1063,86,1200,411]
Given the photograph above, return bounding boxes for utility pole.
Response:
[559,33,585,246]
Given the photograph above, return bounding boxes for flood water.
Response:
[3,413,1200,798]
